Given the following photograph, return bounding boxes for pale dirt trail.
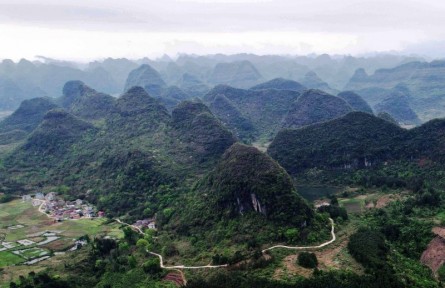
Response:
[35,205,336,269]
[116,218,336,269]
[262,218,336,253]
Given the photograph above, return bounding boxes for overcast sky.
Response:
[1,0,445,61]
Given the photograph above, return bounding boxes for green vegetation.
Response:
[282,89,352,129]
[2,86,235,221]
[318,197,348,220]
[337,91,373,114]
[204,84,300,142]
[0,194,15,203]
[9,271,71,288]
[297,252,318,268]
[250,78,306,92]
[183,143,313,226]
[346,60,445,121]
[2,61,445,287]
[269,112,406,173]
[374,86,420,125]
[438,265,445,281]
[348,228,388,270]
[0,251,24,267]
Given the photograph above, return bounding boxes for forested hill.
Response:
[269,112,404,173]
[268,111,445,174]
[282,89,353,129]
[169,142,317,246]
[192,143,312,225]
[1,86,236,219]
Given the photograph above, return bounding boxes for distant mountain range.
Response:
[346,60,445,122]
[0,54,424,115]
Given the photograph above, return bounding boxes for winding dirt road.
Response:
[262,218,336,253]
[33,203,335,270]
[116,218,335,270]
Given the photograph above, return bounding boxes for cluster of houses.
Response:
[23,192,105,221]
[134,218,156,230]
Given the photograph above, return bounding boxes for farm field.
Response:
[0,199,124,287]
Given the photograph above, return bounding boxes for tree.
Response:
[284,228,299,243]
[136,238,151,252]
[136,238,149,248]
[297,252,318,268]
[143,258,162,275]
[128,255,137,268]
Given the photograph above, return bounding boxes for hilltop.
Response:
[208,60,263,88]
[172,143,318,246]
[208,94,256,141]
[204,85,300,141]
[8,109,96,169]
[124,64,167,96]
[171,101,236,163]
[250,78,306,92]
[282,89,352,129]
[197,143,312,225]
[300,71,338,95]
[374,87,420,126]
[59,80,116,120]
[337,91,373,114]
[0,97,58,133]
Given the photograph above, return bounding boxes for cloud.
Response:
[0,0,445,59]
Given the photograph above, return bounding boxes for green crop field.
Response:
[0,251,24,267]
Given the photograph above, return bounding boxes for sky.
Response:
[0,0,445,61]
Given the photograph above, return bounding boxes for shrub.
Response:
[298,252,318,268]
[348,228,388,270]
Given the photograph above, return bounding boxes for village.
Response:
[22,192,105,221]
[0,194,125,270]
[23,191,157,230]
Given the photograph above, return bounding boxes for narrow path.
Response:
[116,218,335,269]
[115,219,229,269]
[33,204,336,269]
[35,199,52,219]
[262,218,336,253]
